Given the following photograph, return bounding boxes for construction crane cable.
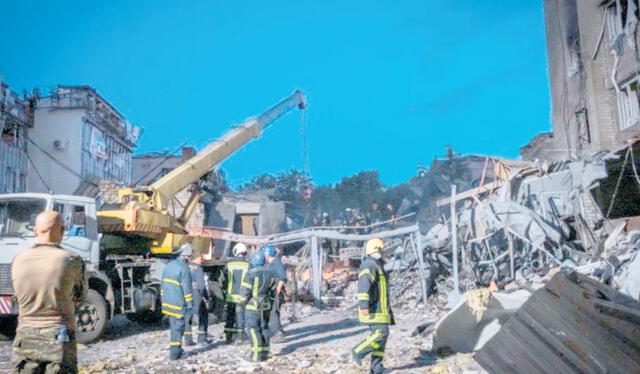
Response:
[300,109,310,176]
[21,138,53,193]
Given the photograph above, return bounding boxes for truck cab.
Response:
[0,193,100,311]
[0,193,160,343]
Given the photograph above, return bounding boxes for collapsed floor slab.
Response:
[476,271,640,374]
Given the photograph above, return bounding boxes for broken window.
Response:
[606,1,624,45]
[81,119,132,185]
[604,0,639,49]
[616,79,640,129]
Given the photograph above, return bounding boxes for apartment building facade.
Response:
[29,86,141,195]
[523,0,640,161]
[0,79,34,193]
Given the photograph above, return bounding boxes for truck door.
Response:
[53,201,93,262]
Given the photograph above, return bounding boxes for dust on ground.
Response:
[0,303,486,374]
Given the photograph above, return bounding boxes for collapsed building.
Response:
[523,0,640,161]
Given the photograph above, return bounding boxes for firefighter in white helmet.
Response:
[223,243,250,344]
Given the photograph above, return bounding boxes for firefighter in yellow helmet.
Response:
[351,238,395,374]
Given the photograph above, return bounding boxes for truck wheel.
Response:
[75,290,108,344]
[0,315,17,340]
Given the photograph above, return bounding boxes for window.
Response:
[67,205,87,237]
[606,2,624,44]
[617,79,640,130]
[0,198,46,237]
[80,119,132,185]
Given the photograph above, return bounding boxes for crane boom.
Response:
[148,90,306,211]
[98,90,306,239]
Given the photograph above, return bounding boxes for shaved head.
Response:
[35,210,65,245]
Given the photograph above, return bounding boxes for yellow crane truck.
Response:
[0,91,306,343]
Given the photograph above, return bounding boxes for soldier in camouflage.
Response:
[11,211,87,374]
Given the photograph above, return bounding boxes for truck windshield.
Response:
[0,199,46,237]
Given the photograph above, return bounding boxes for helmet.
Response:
[365,238,384,255]
[250,250,266,267]
[262,245,277,257]
[233,243,248,257]
[176,243,193,257]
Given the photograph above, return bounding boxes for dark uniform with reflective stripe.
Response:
[161,257,193,360]
[353,256,395,374]
[224,257,250,343]
[185,262,210,345]
[241,265,277,361]
[268,256,287,337]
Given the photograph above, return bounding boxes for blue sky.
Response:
[0,1,550,187]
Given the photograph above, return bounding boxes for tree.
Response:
[239,173,276,192]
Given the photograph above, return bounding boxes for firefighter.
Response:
[184,248,211,346]
[241,250,277,362]
[351,238,395,374]
[161,243,194,360]
[264,245,287,341]
[224,242,250,344]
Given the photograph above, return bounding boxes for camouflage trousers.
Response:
[12,326,77,374]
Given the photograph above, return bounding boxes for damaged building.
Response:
[0,79,34,194]
[131,146,197,186]
[28,85,141,195]
[523,0,640,161]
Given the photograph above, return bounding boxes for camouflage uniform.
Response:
[12,326,77,374]
[11,243,86,374]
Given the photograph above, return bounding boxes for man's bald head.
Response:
[35,210,65,245]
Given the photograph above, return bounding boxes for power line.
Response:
[24,135,98,187]
[21,138,53,193]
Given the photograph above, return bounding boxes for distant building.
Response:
[28,86,141,195]
[131,147,195,186]
[526,0,640,161]
[0,79,34,193]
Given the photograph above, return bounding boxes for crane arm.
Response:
[125,90,306,212]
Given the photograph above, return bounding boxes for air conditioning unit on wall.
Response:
[53,139,68,150]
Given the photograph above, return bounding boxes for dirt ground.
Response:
[0,303,487,374]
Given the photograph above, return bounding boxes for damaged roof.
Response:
[476,271,640,374]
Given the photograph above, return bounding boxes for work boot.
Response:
[351,350,362,366]
[169,347,183,361]
[372,366,388,374]
[184,340,196,347]
[243,353,266,362]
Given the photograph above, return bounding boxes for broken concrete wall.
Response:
[259,201,286,235]
[205,202,236,256]
[476,271,640,374]
[543,0,586,160]
[539,0,640,158]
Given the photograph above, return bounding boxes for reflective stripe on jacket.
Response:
[161,257,193,319]
[240,266,276,311]
[225,257,250,304]
[356,256,395,325]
